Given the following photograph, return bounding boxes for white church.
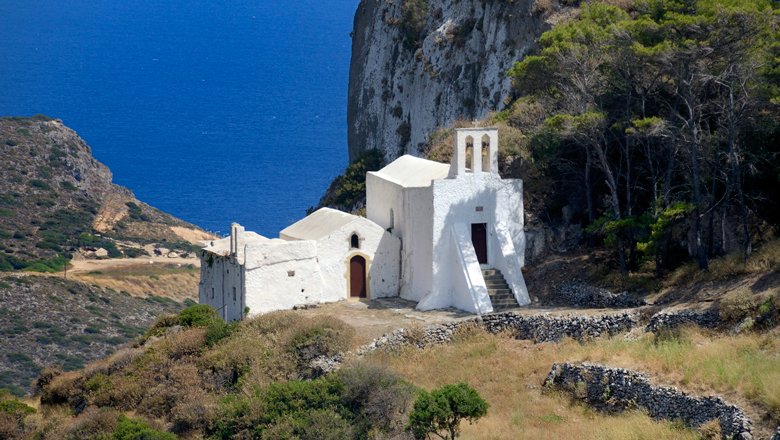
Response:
[199,128,530,321]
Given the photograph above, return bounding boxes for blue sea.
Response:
[0,0,357,237]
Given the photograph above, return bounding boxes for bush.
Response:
[407,382,488,440]
[177,305,219,327]
[719,289,780,329]
[144,314,179,339]
[111,415,176,440]
[63,407,120,440]
[264,409,354,440]
[337,365,416,436]
[282,316,355,378]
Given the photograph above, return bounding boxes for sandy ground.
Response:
[294,297,640,344]
[170,226,218,243]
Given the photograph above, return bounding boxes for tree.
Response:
[407,383,488,440]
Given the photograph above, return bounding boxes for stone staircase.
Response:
[483,269,518,311]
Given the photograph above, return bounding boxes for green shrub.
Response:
[144,314,179,339]
[205,320,238,346]
[264,409,354,440]
[315,149,384,212]
[407,382,488,440]
[60,181,78,191]
[177,305,219,327]
[28,179,51,190]
[0,398,36,417]
[399,0,429,50]
[111,415,177,440]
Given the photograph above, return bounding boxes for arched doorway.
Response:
[349,255,367,298]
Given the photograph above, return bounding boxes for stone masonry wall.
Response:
[545,362,753,440]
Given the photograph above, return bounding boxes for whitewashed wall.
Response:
[316,217,401,301]
[399,186,434,301]
[243,240,324,315]
[420,173,527,311]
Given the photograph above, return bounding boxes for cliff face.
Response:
[347,0,547,161]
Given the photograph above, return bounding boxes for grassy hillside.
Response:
[3,303,778,439]
[0,275,187,396]
[0,115,212,272]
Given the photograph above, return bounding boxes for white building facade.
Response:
[199,128,529,319]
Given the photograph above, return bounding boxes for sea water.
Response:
[0,0,357,236]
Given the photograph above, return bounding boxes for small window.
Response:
[232,286,236,302]
[287,270,295,277]
[350,233,360,249]
[211,287,214,299]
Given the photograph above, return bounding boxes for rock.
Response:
[731,317,754,335]
[348,0,548,161]
[552,280,645,309]
[94,248,108,257]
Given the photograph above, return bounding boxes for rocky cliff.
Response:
[347,0,547,161]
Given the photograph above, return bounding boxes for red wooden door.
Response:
[471,223,488,265]
[350,255,367,298]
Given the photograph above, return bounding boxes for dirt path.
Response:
[67,256,200,275]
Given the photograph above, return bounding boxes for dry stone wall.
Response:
[545,362,753,440]
[357,311,639,355]
[646,308,721,333]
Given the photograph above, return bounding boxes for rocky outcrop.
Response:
[545,362,753,440]
[348,0,547,161]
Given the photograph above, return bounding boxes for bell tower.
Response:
[449,127,498,178]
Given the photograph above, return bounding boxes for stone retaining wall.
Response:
[646,308,720,333]
[544,362,753,440]
[356,311,639,355]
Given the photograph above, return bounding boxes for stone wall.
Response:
[544,362,753,440]
[646,308,720,333]
[356,311,639,355]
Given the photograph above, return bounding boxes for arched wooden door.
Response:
[349,255,367,298]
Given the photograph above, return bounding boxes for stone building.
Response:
[199,128,529,320]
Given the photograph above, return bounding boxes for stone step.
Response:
[484,280,508,287]
[483,269,519,310]
[488,292,515,299]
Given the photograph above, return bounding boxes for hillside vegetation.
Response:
[0,275,186,396]
[423,0,780,289]
[9,306,767,439]
[0,116,211,272]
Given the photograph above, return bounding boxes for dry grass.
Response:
[365,326,780,438]
[666,239,780,289]
[562,327,780,419]
[365,331,700,439]
[72,263,198,300]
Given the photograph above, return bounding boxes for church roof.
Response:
[370,155,450,188]
[280,207,361,241]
